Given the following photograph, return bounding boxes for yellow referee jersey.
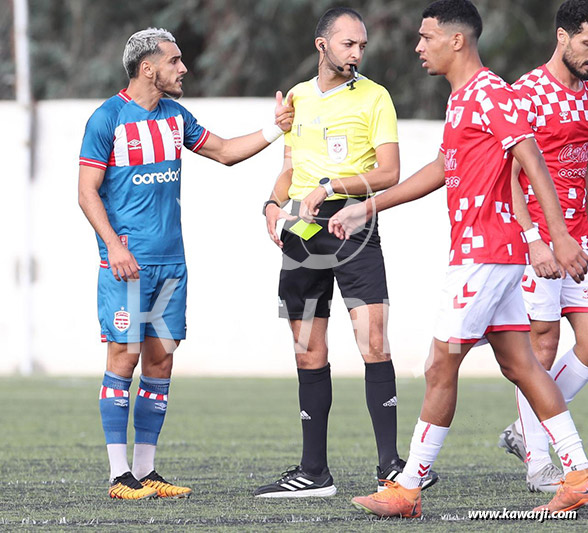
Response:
[285,75,398,201]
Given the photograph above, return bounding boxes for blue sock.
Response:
[99,371,132,444]
[134,375,170,445]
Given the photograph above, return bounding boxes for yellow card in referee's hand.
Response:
[287,220,322,241]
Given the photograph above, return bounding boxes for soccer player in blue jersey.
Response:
[78,28,293,500]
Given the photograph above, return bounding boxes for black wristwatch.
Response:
[262,199,280,216]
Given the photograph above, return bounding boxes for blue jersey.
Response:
[79,90,209,264]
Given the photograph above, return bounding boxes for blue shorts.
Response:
[98,263,187,343]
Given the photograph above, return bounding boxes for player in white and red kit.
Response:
[329,0,588,518]
[498,0,588,494]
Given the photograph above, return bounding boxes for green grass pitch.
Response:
[1,376,587,531]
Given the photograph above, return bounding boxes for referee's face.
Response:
[327,15,368,76]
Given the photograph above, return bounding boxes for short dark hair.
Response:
[315,7,363,39]
[556,0,588,36]
[422,0,483,40]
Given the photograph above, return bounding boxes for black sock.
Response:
[365,360,399,468]
[297,364,332,476]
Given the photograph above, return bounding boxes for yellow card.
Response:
[287,220,323,240]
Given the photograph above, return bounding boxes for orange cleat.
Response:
[352,481,422,518]
[140,470,192,498]
[109,471,158,500]
[533,469,588,514]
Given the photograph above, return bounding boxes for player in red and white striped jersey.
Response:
[498,0,588,495]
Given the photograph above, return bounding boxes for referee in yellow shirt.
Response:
[255,7,438,498]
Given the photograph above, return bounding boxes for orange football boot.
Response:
[140,471,192,498]
[533,469,588,513]
[352,481,422,518]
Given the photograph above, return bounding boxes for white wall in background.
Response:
[0,99,576,377]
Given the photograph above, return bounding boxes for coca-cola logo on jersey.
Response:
[558,143,588,165]
[445,149,458,171]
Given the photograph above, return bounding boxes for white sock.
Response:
[516,388,552,476]
[396,418,449,489]
[107,443,130,481]
[550,348,588,403]
[541,411,588,475]
[132,443,157,480]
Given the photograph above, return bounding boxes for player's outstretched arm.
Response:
[197,91,294,166]
[78,166,140,282]
[299,142,400,223]
[329,151,445,240]
[264,146,297,248]
[511,138,588,282]
[511,161,561,279]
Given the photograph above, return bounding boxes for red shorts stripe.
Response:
[562,307,588,315]
[447,337,479,344]
[484,324,530,334]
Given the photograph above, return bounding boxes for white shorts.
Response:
[521,265,588,322]
[434,264,529,345]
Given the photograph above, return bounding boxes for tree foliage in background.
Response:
[1,0,564,118]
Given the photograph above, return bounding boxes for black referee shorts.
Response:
[278,198,389,320]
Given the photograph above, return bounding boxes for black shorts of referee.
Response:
[278,197,389,320]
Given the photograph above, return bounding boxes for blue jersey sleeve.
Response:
[180,106,209,153]
[79,106,116,170]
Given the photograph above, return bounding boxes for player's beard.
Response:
[562,47,588,81]
[155,71,183,99]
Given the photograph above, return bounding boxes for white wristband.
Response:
[262,123,283,144]
[523,226,542,243]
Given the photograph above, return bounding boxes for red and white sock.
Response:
[541,411,588,475]
[549,348,588,403]
[396,418,449,489]
[516,388,552,477]
[515,349,588,476]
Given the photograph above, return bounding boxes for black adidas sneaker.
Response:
[254,466,337,498]
[377,457,440,491]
